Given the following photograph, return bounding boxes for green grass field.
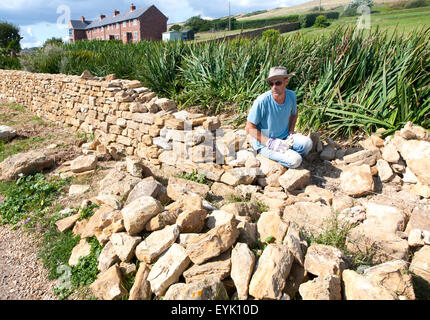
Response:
[285,5,430,38]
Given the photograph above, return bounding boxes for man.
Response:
[245,66,312,168]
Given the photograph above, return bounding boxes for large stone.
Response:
[283,233,304,266]
[210,182,236,198]
[98,169,141,202]
[147,243,191,296]
[248,244,294,300]
[299,275,342,300]
[97,241,120,272]
[237,221,258,248]
[304,244,348,277]
[0,150,55,181]
[278,169,311,192]
[135,224,180,263]
[231,243,255,300]
[129,262,152,300]
[55,213,80,233]
[176,208,208,233]
[186,221,239,265]
[220,202,260,222]
[405,206,430,235]
[363,260,415,300]
[0,125,17,141]
[68,184,90,196]
[220,168,256,186]
[340,164,374,197]
[183,251,231,283]
[166,176,210,201]
[110,232,141,262]
[376,159,394,182]
[382,143,401,163]
[342,269,398,300]
[206,210,235,229]
[70,155,97,173]
[121,196,163,235]
[284,263,308,299]
[257,211,289,244]
[283,202,332,237]
[164,277,229,300]
[125,177,168,206]
[320,146,336,161]
[409,246,430,284]
[145,210,179,232]
[69,238,92,267]
[256,154,287,176]
[365,202,406,234]
[343,148,380,164]
[89,264,127,300]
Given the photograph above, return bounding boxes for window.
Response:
[116,23,119,29]
[133,31,138,40]
[123,21,126,27]
[123,32,127,38]
[133,19,137,26]
[69,29,73,36]
[115,35,119,40]
[107,25,109,30]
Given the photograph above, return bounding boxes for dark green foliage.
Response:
[299,11,340,28]
[70,237,102,288]
[0,21,22,55]
[43,37,64,47]
[261,29,281,42]
[238,15,299,30]
[78,203,100,221]
[0,55,21,69]
[404,0,429,8]
[314,15,330,28]
[169,24,182,32]
[177,170,212,185]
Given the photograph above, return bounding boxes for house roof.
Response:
[71,5,167,30]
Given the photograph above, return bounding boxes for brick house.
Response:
[69,4,168,43]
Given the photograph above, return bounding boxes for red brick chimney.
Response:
[100,14,106,19]
[130,3,136,11]
[80,16,85,22]
[113,9,120,16]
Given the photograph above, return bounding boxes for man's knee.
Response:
[293,134,313,156]
[282,150,302,168]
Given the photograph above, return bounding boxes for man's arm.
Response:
[245,121,269,145]
[289,112,298,135]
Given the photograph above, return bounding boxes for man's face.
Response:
[269,77,288,98]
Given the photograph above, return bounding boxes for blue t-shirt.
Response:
[247,89,297,151]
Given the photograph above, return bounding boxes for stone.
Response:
[304,185,334,205]
[0,125,16,141]
[186,221,239,265]
[206,210,235,229]
[256,154,287,176]
[408,229,424,247]
[135,224,180,263]
[129,262,152,300]
[176,233,200,248]
[363,260,415,300]
[0,150,55,181]
[147,243,191,296]
[155,98,177,112]
[382,143,401,163]
[283,202,332,237]
[97,241,120,272]
[304,244,348,277]
[124,177,168,206]
[203,117,221,131]
[332,195,354,213]
[220,202,260,221]
[283,233,304,266]
[70,155,97,173]
[69,238,92,267]
[231,243,255,300]
[403,167,418,184]
[89,264,127,300]
[284,262,308,299]
[110,232,141,262]
[80,70,94,80]
[299,275,342,300]
[342,269,398,300]
[409,246,430,284]
[68,184,90,196]
[237,221,258,248]
[405,206,430,235]
[376,159,394,182]
[183,251,231,283]
[343,148,380,164]
[340,164,374,197]
[125,156,145,177]
[220,168,256,186]
[365,202,406,234]
[164,277,229,300]
[176,208,208,233]
[145,210,179,232]
[210,182,236,198]
[166,176,210,201]
[257,211,288,244]
[121,196,163,235]
[248,244,294,300]
[55,213,80,233]
[93,195,122,210]
[406,158,430,186]
[278,169,311,192]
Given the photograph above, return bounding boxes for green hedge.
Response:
[238,15,299,30]
[299,11,340,28]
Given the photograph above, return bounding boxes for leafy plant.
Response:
[314,15,330,28]
[177,170,212,185]
[70,237,102,288]
[78,203,100,221]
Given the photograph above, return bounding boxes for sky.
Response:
[0,0,308,49]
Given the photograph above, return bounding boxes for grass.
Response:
[177,170,212,186]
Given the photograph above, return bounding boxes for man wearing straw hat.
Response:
[245,66,312,168]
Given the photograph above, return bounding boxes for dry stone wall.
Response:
[0,69,263,188]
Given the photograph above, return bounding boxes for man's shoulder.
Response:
[285,89,296,99]
[254,90,272,104]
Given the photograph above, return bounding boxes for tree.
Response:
[0,21,22,56]
[43,37,64,47]
[184,15,210,32]
[169,24,182,32]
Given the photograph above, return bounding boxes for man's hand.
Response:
[267,138,290,153]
